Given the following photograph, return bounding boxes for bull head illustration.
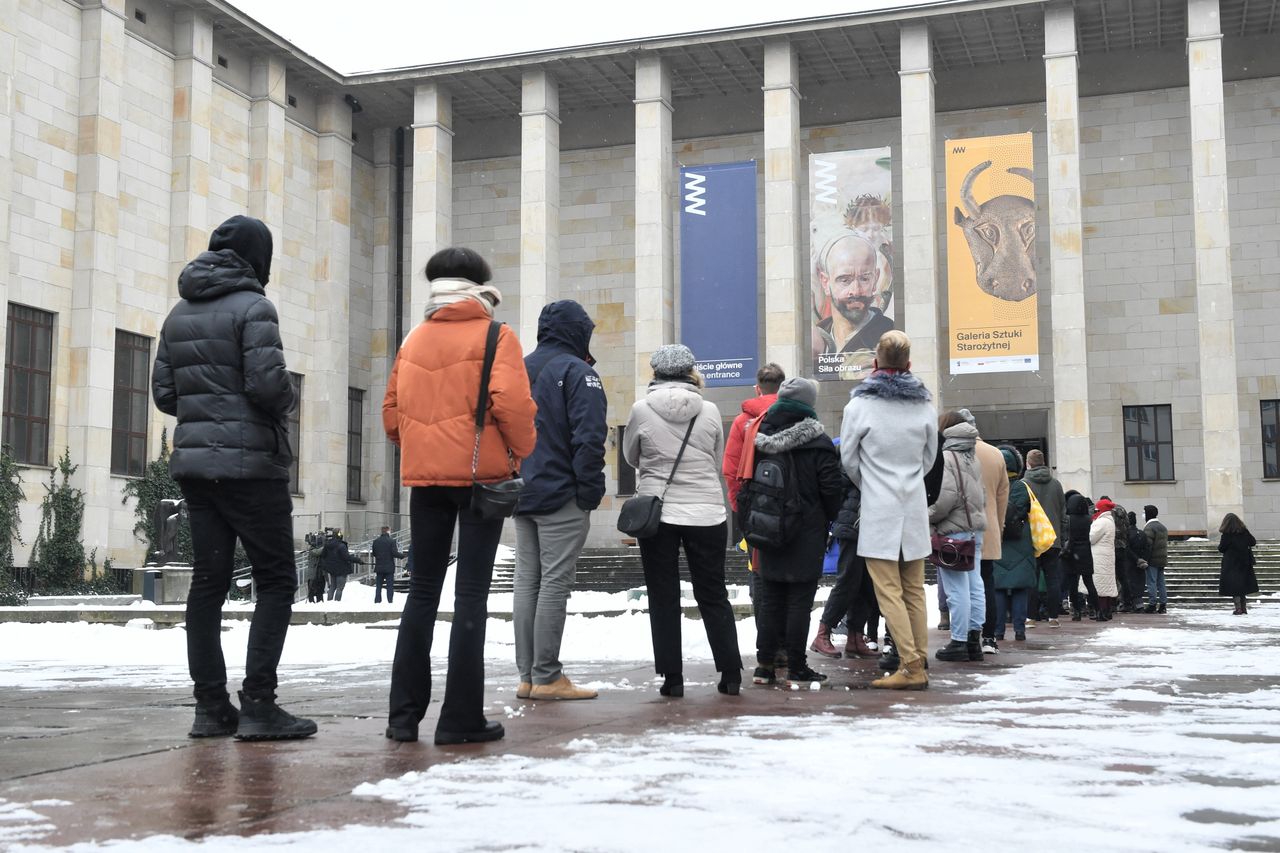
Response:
[953,161,1037,301]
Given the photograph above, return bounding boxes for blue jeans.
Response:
[1145,565,1167,606]
[994,588,1028,638]
[936,531,984,642]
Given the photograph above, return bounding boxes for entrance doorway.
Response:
[971,409,1050,467]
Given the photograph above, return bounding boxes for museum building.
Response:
[0,0,1277,561]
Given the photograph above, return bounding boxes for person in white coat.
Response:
[839,331,938,690]
[1089,497,1119,621]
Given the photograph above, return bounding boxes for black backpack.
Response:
[739,451,802,550]
[1112,506,1130,553]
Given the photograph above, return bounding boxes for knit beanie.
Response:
[777,377,818,408]
[1026,449,1046,468]
[650,344,696,380]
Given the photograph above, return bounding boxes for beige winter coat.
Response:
[1090,513,1118,597]
[975,440,1009,561]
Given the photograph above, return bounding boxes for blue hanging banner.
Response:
[679,160,758,388]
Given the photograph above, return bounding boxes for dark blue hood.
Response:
[536,300,594,361]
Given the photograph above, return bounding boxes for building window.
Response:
[288,372,303,495]
[347,388,364,502]
[112,330,151,476]
[616,425,635,496]
[3,304,55,466]
[1263,400,1280,480]
[1123,404,1174,482]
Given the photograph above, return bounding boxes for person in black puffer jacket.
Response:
[152,215,314,742]
[1061,490,1099,620]
[746,378,843,687]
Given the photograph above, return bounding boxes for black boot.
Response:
[717,673,741,696]
[659,674,684,698]
[786,662,828,685]
[966,630,984,661]
[189,697,239,738]
[877,645,900,671]
[935,640,969,662]
[1156,603,1166,614]
[234,691,317,741]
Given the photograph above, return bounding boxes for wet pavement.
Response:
[2,609,1278,849]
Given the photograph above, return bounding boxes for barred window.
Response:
[3,304,55,466]
[1123,404,1174,482]
[112,331,151,476]
[347,388,364,502]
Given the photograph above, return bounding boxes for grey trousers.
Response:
[513,500,591,685]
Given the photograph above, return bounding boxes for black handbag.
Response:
[616,418,698,539]
[929,451,977,571]
[469,320,523,521]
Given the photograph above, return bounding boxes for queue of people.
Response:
[155,232,1261,745]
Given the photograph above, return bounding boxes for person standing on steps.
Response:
[384,247,538,746]
[839,331,938,691]
[1141,505,1169,614]
[1217,513,1258,616]
[928,411,987,664]
[152,214,316,741]
[743,378,842,688]
[371,527,406,604]
[513,300,608,702]
[624,345,743,699]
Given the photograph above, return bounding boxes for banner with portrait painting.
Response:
[809,148,895,382]
[944,132,1040,374]
[679,161,758,388]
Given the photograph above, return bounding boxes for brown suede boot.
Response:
[516,682,532,699]
[870,656,929,690]
[809,622,841,658]
[529,675,598,700]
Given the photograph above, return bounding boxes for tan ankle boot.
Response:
[870,656,929,690]
[529,675,598,700]
[516,682,532,699]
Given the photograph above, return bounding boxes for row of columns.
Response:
[406,0,1243,529]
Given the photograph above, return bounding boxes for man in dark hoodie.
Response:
[1142,504,1169,613]
[153,215,315,741]
[513,300,607,701]
[1022,449,1065,627]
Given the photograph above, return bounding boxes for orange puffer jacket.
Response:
[383,300,538,487]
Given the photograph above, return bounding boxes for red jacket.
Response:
[722,393,776,510]
[383,301,538,487]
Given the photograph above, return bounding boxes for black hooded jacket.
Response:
[516,300,608,514]
[1063,490,1095,571]
[152,216,296,481]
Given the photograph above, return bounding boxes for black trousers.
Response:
[179,478,296,703]
[757,578,819,668]
[819,539,866,628]
[980,559,997,638]
[1061,552,1099,611]
[638,521,742,677]
[374,572,394,603]
[1037,549,1063,618]
[389,486,503,735]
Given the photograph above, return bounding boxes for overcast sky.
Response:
[224,0,923,74]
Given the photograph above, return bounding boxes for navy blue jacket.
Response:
[517,300,607,514]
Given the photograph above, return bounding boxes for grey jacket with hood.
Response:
[929,423,987,536]
[839,369,938,561]
[623,381,724,511]
[153,215,296,481]
[1023,465,1066,550]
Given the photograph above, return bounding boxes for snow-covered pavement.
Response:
[1,607,1277,851]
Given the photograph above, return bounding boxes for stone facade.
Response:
[1,0,1277,565]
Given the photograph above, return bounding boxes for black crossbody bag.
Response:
[469,320,524,520]
[616,418,698,539]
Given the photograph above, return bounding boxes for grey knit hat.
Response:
[650,344,696,379]
[777,376,818,408]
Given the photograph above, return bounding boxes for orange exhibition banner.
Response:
[944,132,1039,375]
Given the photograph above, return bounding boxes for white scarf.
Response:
[424,277,502,319]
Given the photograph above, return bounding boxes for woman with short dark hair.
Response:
[1218,513,1258,616]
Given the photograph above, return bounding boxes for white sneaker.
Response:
[981,638,998,654]
[1048,618,1060,628]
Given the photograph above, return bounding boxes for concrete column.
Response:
[409,83,452,328]
[68,0,127,567]
[169,11,213,284]
[519,70,560,350]
[1187,0,1244,529]
[368,127,398,519]
[633,56,673,401]
[762,40,803,380]
[0,0,17,370]
[1044,4,1093,496]
[314,95,354,523]
[249,55,287,236]
[899,22,941,398]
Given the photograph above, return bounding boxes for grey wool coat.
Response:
[622,381,725,509]
[839,369,939,562]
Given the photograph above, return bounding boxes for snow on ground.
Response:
[3,607,1279,850]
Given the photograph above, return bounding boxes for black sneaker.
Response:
[877,647,900,671]
[234,691,318,741]
[1156,604,1167,614]
[752,666,776,685]
[189,698,239,738]
[786,664,828,685]
[434,721,504,746]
